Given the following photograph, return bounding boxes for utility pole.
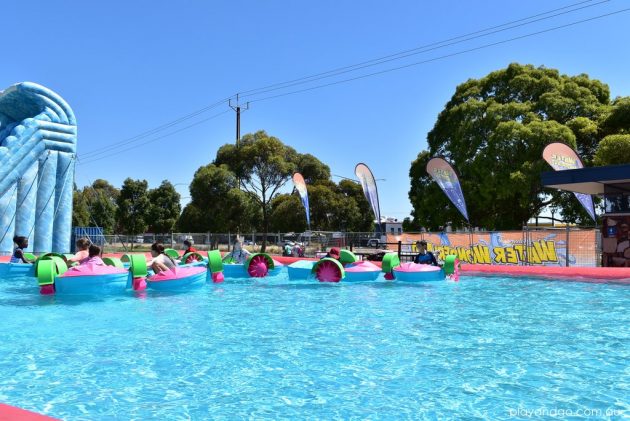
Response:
[229,93,249,148]
[229,94,249,193]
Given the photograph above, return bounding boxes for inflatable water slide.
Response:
[0,82,77,255]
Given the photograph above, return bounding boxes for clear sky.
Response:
[2,0,629,221]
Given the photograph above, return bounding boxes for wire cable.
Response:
[248,7,630,104]
[79,97,230,159]
[238,0,608,99]
[77,0,605,161]
[77,109,231,165]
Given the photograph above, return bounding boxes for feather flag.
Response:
[426,157,469,222]
[542,142,596,221]
[355,163,382,231]
[292,172,311,229]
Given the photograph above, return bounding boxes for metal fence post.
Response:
[566,225,570,267]
[397,241,402,259]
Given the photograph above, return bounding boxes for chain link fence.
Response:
[74,228,601,266]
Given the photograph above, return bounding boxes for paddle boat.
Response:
[35,253,131,295]
[222,253,283,279]
[0,251,70,280]
[390,255,460,282]
[289,250,459,283]
[289,249,384,282]
[128,249,225,291]
[34,249,226,294]
[52,260,130,295]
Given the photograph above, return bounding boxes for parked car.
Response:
[243,240,255,246]
[367,238,380,247]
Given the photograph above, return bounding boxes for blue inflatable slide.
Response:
[0,82,77,255]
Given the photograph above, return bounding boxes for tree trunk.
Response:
[261,207,268,253]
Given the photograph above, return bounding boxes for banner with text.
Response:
[387,230,597,267]
[542,142,596,221]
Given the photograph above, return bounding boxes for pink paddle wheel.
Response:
[247,255,269,278]
[315,260,343,283]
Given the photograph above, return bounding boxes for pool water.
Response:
[0,272,628,419]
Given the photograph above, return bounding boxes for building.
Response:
[375,217,402,236]
[542,163,630,267]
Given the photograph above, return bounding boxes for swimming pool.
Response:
[0,272,628,419]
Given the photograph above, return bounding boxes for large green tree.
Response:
[72,186,90,227]
[337,179,373,232]
[594,134,630,166]
[410,63,612,230]
[84,179,119,234]
[268,180,373,233]
[178,164,259,233]
[116,178,150,247]
[215,131,297,251]
[269,194,308,233]
[148,180,181,233]
[295,153,331,184]
[71,180,119,233]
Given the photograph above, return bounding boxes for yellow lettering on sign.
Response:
[533,240,557,262]
[505,247,518,264]
[493,247,506,264]
[513,244,525,261]
[527,246,541,264]
[472,245,491,264]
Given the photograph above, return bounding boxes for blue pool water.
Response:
[0,272,628,419]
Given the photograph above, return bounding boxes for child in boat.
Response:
[182,239,202,264]
[223,240,250,264]
[323,247,340,261]
[413,240,439,266]
[80,245,105,265]
[10,236,35,264]
[150,242,177,273]
[68,238,91,264]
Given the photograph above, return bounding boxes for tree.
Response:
[116,178,150,248]
[402,217,421,232]
[307,184,340,231]
[594,96,630,166]
[337,179,373,232]
[178,164,259,233]
[269,194,308,233]
[72,187,90,227]
[83,179,119,234]
[594,134,630,166]
[295,153,331,184]
[409,63,612,230]
[148,180,181,233]
[215,131,296,251]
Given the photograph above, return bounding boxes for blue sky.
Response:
[2,0,629,221]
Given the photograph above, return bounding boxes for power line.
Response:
[75,1,620,164]
[81,0,610,159]
[238,0,609,100]
[247,7,630,104]
[77,109,231,165]
[79,97,230,159]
